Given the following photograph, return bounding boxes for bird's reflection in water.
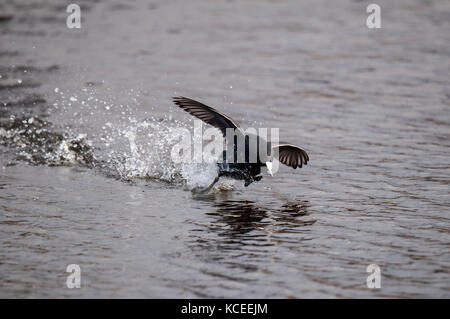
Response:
[192,192,314,236]
[206,198,269,235]
[190,191,315,252]
[181,193,316,295]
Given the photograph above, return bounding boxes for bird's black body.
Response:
[172,96,309,192]
[218,161,262,186]
[217,134,269,186]
[218,150,263,186]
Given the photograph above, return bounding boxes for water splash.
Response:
[0,115,93,166]
[1,86,224,190]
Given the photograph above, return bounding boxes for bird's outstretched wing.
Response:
[272,144,309,169]
[172,96,240,136]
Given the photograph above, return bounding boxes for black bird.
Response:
[172,97,309,191]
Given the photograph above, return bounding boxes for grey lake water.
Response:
[0,0,449,298]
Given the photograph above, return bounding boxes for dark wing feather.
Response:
[172,97,240,136]
[272,144,309,169]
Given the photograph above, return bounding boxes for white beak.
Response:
[266,161,273,176]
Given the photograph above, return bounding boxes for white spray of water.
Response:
[52,87,221,189]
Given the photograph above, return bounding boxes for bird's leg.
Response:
[191,175,220,193]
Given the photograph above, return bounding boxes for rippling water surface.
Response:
[0,0,449,298]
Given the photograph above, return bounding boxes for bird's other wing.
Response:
[272,144,309,169]
[172,96,240,136]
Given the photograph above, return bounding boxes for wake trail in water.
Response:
[0,86,222,190]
